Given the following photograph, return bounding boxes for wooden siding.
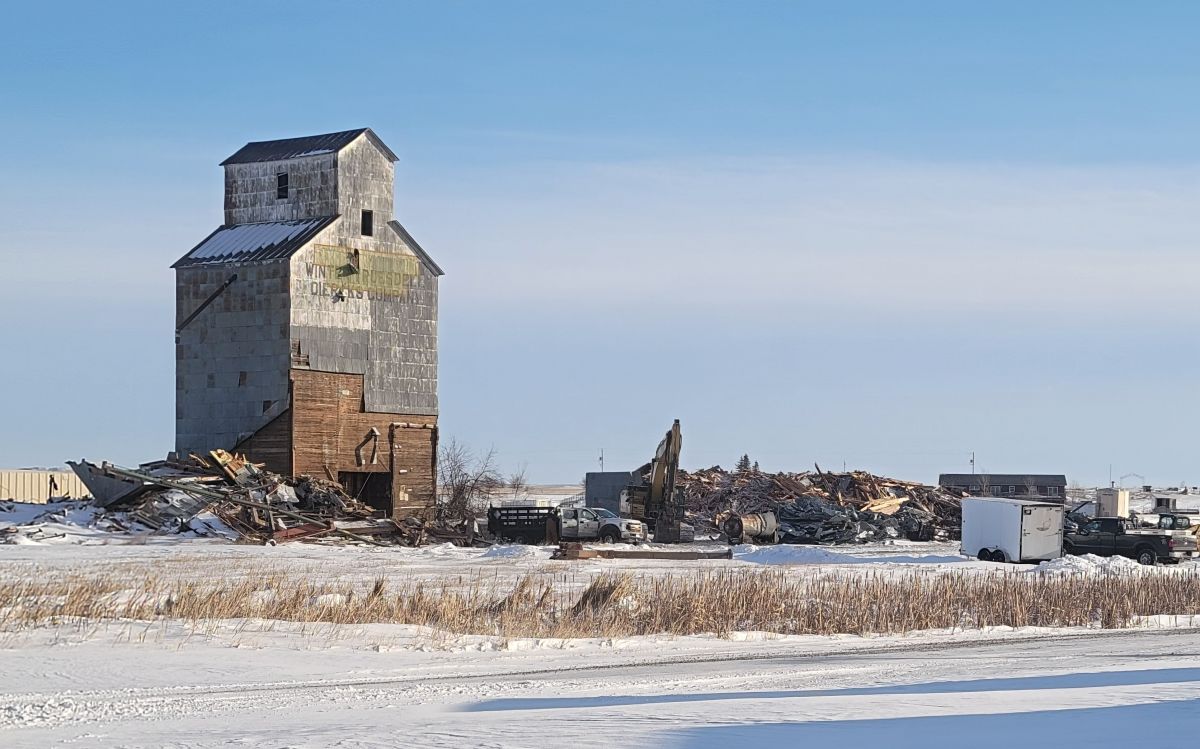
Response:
[234,409,293,476]
[289,369,436,518]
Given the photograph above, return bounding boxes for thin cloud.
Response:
[407,157,1200,320]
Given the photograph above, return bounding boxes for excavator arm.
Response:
[626,419,688,543]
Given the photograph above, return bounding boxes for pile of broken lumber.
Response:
[678,464,963,544]
[69,451,478,547]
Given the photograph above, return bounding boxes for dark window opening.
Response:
[339,471,391,516]
[276,172,289,199]
[361,209,373,236]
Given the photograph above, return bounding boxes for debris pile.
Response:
[2,500,111,544]
[680,465,963,544]
[60,451,478,547]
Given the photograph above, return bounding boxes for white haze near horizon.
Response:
[2,155,1198,486]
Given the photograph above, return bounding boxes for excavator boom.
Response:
[625,419,689,543]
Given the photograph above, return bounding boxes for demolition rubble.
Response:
[680,465,964,544]
[6,450,966,550]
[51,452,476,547]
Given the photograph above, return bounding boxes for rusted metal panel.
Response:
[271,521,334,542]
[722,511,779,544]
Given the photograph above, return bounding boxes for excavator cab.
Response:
[1159,514,1195,532]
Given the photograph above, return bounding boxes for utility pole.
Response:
[599,448,604,472]
[970,452,975,474]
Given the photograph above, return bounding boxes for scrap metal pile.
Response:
[67,451,475,546]
[679,465,963,544]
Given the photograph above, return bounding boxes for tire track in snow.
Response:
[4,626,1199,731]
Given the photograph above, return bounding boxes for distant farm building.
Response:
[938,473,1067,500]
[0,469,90,503]
[173,128,443,518]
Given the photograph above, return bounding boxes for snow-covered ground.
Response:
[4,618,1200,747]
[8,501,1200,746]
[0,499,992,589]
[3,498,1195,595]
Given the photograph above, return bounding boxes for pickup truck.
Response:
[1062,516,1197,565]
[486,505,648,544]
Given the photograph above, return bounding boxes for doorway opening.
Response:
[338,471,392,516]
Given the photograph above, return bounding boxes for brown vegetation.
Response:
[4,568,1200,638]
[436,439,504,521]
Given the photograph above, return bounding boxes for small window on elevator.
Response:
[276,172,289,199]
[361,209,373,236]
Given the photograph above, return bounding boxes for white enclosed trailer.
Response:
[960,497,1063,563]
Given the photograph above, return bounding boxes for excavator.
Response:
[619,419,694,543]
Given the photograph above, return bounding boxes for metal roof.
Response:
[219,128,398,165]
[172,216,338,268]
[388,220,445,276]
[939,474,1067,486]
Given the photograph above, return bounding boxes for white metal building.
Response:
[0,469,91,503]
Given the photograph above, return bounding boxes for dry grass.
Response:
[3,568,1200,638]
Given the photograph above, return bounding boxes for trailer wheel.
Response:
[991,549,1007,563]
[1137,548,1157,566]
[977,548,992,562]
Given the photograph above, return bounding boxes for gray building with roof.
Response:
[174,128,443,517]
[938,473,1067,500]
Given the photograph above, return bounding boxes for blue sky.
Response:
[2,1,1199,485]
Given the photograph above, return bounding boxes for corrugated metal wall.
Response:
[0,470,91,503]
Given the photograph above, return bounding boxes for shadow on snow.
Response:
[669,698,1200,748]
[462,667,1200,712]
